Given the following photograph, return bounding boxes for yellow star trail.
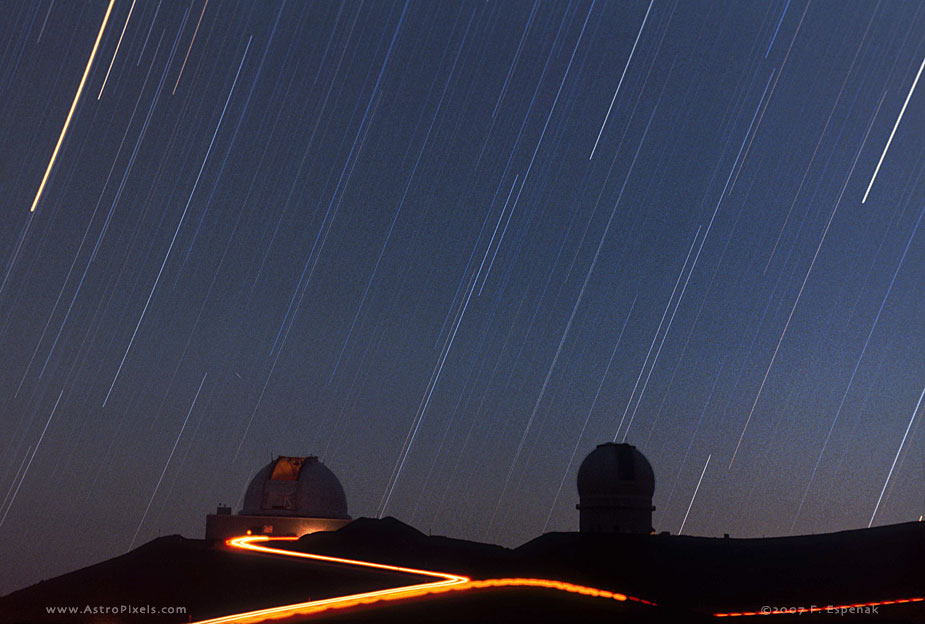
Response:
[29,0,116,213]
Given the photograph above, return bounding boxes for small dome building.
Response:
[206,456,351,540]
[577,443,655,534]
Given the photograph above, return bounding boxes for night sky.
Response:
[2,0,924,595]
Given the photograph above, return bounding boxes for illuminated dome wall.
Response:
[241,456,349,518]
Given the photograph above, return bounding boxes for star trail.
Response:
[1,0,924,595]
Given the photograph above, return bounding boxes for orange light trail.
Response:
[29,0,116,213]
[713,597,925,617]
[190,535,652,624]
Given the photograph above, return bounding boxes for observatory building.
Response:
[577,442,655,534]
[205,455,352,540]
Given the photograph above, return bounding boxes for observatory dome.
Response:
[241,456,349,519]
[577,442,655,499]
[576,443,655,534]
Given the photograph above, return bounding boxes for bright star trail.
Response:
[862,53,925,204]
[27,0,115,213]
[679,453,710,535]
[173,0,209,95]
[1,0,924,598]
[868,382,925,528]
[96,0,135,100]
[589,0,653,160]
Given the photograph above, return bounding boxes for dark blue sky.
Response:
[1,0,924,594]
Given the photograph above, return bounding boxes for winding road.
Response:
[189,535,654,623]
[189,534,923,623]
